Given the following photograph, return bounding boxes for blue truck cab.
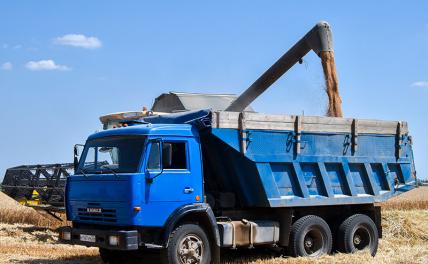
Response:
[61,120,221,264]
[59,110,416,264]
[66,124,204,227]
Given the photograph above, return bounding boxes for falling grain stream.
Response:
[320,51,343,117]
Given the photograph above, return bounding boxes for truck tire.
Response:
[288,215,332,257]
[162,224,211,264]
[337,214,378,256]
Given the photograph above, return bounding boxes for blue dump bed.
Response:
[146,110,417,208]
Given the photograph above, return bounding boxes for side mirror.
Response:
[162,143,173,169]
[73,144,84,172]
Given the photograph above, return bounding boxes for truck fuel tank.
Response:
[218,220,280,248]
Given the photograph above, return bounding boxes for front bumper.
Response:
[58,226,138,250]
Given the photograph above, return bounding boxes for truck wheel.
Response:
[162,224,211,264]
[288,215,332,257]
[337,214,378,256]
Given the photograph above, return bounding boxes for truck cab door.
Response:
[144,138,199,205]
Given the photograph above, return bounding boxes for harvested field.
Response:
[380,186,428,210]
[0,192,58,228]
[387,186,428,201]
[0,191,427,263]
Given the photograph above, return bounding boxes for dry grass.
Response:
[380,200,428,210]
[222,209,428,264]
[0,206,61,228]
[0,192,60,228]
[0,209,426,264]
[0,190,427,263]
[380,186,428,210]
[0,222,100,264]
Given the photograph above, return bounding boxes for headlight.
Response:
[109,235,119,246]
[62,231,71,241]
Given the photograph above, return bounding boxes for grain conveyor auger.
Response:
[226,21,343,117]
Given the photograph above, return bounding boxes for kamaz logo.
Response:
[86,208,102,213]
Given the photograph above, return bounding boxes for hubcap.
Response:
[177,234,204,264]
[303,229,324,256]
[304,237,314,248]
[354,234,361,245]
[353,226,371,251]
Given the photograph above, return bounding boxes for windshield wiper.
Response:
[100,165,118,176]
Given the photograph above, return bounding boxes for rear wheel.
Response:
[288,215,332,257]
[337,214,378,256]
[162,224,211,264]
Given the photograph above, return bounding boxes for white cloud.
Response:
[25,60,71,71]
[1,62,13,70]
[411,81,428,88]
[53,34,102,49]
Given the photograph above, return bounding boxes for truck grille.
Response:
[77,203,117,223]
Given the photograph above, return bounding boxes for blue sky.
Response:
[0,1,427,179]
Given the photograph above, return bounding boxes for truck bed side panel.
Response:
[204,112,416,208]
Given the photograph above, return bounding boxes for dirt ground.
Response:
[0,188,427,264]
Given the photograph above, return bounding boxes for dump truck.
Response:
[59,109,416,263]
[57,22,416,264]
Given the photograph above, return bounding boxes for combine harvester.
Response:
[2,21,416,263]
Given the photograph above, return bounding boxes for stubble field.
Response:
[0,187,427,264]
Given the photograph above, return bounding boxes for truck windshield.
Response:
[77,136,146,174]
